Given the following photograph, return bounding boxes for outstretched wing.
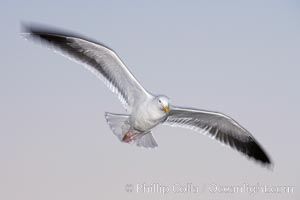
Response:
[22,24,150,112]
[164,106,272,166]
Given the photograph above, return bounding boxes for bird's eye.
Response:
[158,99,161,103]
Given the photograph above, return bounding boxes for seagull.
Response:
[22,24,272,167]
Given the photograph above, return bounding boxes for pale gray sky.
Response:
[0,0,299,199]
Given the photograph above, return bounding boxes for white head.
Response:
[155,95,170,113]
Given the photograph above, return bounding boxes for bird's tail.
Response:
[105,112,130,141]
[105,112,158,148]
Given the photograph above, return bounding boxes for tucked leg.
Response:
[122,131,139,142]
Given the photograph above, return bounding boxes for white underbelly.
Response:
[130,109,164,132]
[131,116,157,131]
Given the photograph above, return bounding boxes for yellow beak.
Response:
[163,106,169,113]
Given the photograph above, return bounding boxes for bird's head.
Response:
[155,95,170,113]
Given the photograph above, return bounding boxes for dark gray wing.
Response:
[164,106,272,166]
[22,24,150,112]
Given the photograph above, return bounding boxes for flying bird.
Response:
[22,24,272,167]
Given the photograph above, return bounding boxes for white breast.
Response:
[130,100,166,131]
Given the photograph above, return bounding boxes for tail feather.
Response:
[105,112,158,148]
[134,132,158,148]
[105,112,130,141]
